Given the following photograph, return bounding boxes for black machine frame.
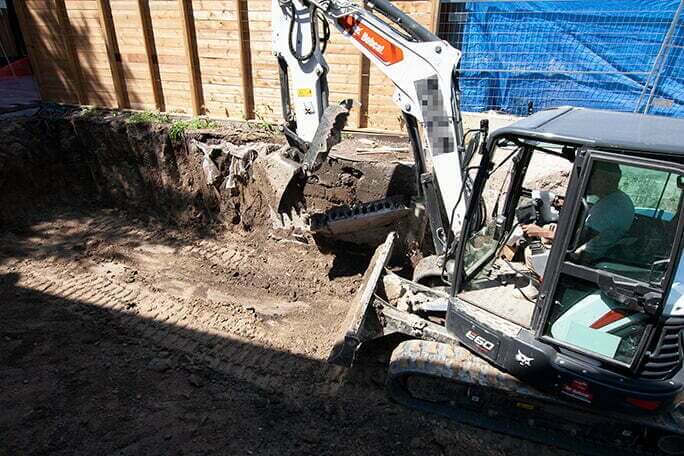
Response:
[453,135,684,372]
[447,129,684,403]
[329,108,684,429]
[535,150,684,373]
[336,138,684,414]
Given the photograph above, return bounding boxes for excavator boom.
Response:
[256,1,684,455]
[255,0,470,247]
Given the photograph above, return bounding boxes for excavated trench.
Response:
[0,109,566,456]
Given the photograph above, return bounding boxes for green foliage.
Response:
[254,105,277,133]
[79,106,96,118]
[619,165,681,214]
[168,118,217,142]
[126,111,217,141]
[126,111,171,125]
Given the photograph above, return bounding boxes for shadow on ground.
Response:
[0,270,540,456]
[0,109,567,456]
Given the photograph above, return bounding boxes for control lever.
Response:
[648,258,670,287]
[597,272,662,316]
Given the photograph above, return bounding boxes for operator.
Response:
[522,162,634,265]
[573,161,635,263]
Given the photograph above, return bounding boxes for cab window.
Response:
[461,143,518,277]
[570,162,682,282]
[545,158,683,366]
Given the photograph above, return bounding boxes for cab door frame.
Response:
[533,148,684,372]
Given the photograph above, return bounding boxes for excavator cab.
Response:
[452,107,684,381]
[329,107,684,455]
[263,0,684,451]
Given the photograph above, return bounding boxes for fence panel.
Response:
[438,0,684,117]
[639,1,684,116]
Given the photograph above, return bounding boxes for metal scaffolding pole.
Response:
[636,0,683,114]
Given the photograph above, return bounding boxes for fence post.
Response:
[355,0,370,128]
[11,2,43,98]
[356,55,370,128]
[95,0,129,109]
[235,0,254,120]
[178,0,204,116]
[54,0,87,105]
[431,0,441,33]
[138,0,165,112]
[636,0,683,114]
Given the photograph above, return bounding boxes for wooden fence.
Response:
[16,0,439,131]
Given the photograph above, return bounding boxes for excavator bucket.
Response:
[251,150,303,214]
[252,101,352,214]
[328,232,397,366]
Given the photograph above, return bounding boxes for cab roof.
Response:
[489,107,684,156]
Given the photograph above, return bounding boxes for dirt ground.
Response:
[0,109,574,456]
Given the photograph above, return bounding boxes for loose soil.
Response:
[0,109,573,456]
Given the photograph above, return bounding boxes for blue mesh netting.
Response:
[442,1,684,117]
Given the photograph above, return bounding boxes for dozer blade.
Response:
[251,150,302,214]
[327,231,396,367]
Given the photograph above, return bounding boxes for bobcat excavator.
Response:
[254,0,684,454]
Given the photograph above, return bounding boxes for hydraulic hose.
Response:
[288,2,330,62]
[318,8,330,54]
[367,0,439,42]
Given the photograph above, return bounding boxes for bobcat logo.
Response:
[516,350,534,367]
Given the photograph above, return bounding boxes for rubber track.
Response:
[13,266,358,401]
[388,340,667,456]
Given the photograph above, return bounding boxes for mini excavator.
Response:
[255,0,684,454]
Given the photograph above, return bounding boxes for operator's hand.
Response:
[552,195,564,209]
[522,224,544,238]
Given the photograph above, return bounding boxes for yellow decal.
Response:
[515,402,535,411]
[297,88,313,97]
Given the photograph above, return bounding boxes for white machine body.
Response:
[272,0,467,233]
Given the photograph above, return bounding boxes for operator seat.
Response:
[596,203,678,282]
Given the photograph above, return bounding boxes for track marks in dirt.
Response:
[2,208,354,353]
[1,206,385,426]
[179,236,356,304]
[12,264,365,404]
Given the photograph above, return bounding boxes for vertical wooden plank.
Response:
[95,0,129,108]
[178,0,204,116]
[357,55,370,128]
[12,1,44,99]
[235,0,254,119]
[138,0,165,112]
[54,0,87,105]
[431,0,441,33]
[356,0,370,128]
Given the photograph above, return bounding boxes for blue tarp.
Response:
[452,1,684,117]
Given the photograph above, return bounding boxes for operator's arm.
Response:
[571,192,634,264]
[522,223,556,240]
[570,226,602,263]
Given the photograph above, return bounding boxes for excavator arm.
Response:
[264,0,474,252]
